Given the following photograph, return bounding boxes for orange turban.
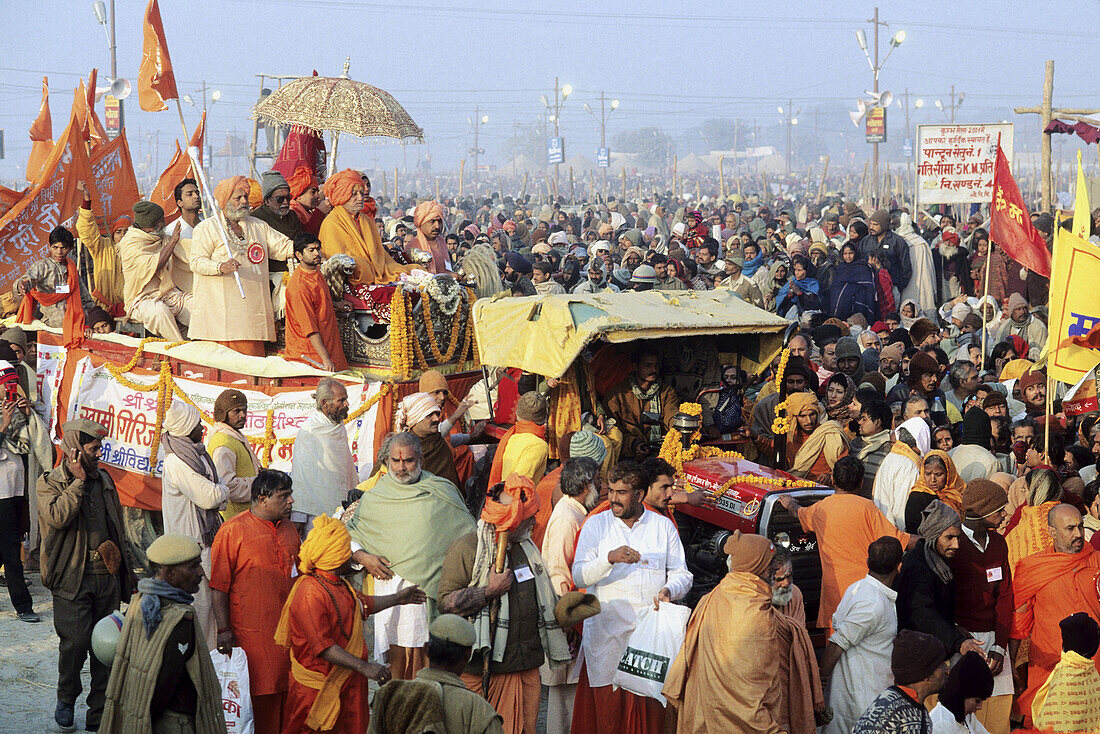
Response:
[288,165,320,200]
[247,178,262,209]
[214,176,250,209]
[413,201,446,231]
[324,169,366,207]
[482,474,540,532]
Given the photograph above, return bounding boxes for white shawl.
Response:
[289,410,358,517]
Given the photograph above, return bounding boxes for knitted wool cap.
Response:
[132,201,165,229]
[891,629,946,685]
[961,479,1008,520]
[516,391,548,424]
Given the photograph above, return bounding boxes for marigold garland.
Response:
[770,347,793,435]
[774,347,791,393]
[658,427,744,475]
[711,473,816,499]
[421,287,465,363]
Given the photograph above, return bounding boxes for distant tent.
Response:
[677,153,714,174]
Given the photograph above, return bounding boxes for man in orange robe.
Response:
[778,455,911,633]
[663,530,786,732]
[284,232,349,371]
[411,201,453,274]
[287,166,326,236]
[318,169,414,286]
[276,515,426,733]
[209,470,301,732]
[1010,503,1100,727]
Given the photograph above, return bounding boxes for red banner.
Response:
[0,114,93,294]
[88,131,142,231]
[990,143,1051,278]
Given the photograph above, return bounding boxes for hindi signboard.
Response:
[916,123,1013,205]
[865,107,886,144]
[547,137,565,165]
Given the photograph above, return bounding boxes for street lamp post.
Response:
[584,92,619,201]
[856,7,904,205]
[541,77,572,192]
[183,83,220,174]
[469,108,489,192]
[92,0,123,131]
[778,101,800,176]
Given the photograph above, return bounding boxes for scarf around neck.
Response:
[162,432,223,546]
[138,577,194,639]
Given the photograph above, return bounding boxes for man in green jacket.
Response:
[38,419,134,732]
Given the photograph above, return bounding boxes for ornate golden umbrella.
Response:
[251,59,423,162]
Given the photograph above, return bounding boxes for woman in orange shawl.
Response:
[318,170,413,286]
[903,450,964,533]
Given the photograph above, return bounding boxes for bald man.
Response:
[1010,504,1100,726]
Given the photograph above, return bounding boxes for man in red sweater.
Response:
[949,478,1013,733]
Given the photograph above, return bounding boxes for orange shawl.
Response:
[908,449,965,517]
[1006,501,1059,574]
[318,204,413,286]
[488,421,547,487]
[16,258,85,348]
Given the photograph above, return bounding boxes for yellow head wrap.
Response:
[298,515,352,574]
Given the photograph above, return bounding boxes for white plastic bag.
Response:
[210,648,254,734]
[611,602,691,705]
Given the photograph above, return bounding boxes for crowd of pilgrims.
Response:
[8,168,1100,734]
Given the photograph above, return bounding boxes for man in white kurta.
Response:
[823,543,902,734]
[289,378,357,536]
[571,462,692,719]
[872,416,930,528]
[541,458,601,734]
[159,400,247,652]
[188,176,294,354]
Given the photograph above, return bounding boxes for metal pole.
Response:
[786,98,792,176]
[600,92,607,200]
[473,105,480,192]
[109,0,123,131]
[872,6,880,207]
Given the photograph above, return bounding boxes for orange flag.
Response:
[0,113,94,295]
[149,110,205,223]
[138,0,178,112]
[25,76,53,184]
[88,131,142,231]
[0,186,27,219]
[73,77,109,152]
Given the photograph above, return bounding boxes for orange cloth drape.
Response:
[1011,547,1100,726]
[572,660,665,734]
[16,258,85,348]
[319,204,413,286]
[461,668,541,734]
[489,421,547,487]
[532,465,564,548]
[1006,501,1059,574]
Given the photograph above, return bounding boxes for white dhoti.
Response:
[128,288,193,340]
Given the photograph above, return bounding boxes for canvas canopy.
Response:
[472,289,791,379]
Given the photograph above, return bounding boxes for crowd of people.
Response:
[5,167,1100,734]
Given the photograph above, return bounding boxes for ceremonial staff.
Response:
[186,146,246,299]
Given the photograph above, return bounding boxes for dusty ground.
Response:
[0,569,549,733]
[0,570,76,733]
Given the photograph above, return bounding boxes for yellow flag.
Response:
[1046,225,1100,384]
[1073,150,1090,240]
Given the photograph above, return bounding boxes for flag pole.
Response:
[981,245,992,363]
[173,98,191,149]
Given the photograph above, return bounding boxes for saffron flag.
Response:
[138,0,178,112]
[25,76,53,184]
[989,143,1052,278]
[0,113,94,295]
[88,131,142,231]
[73,76,109,152]
[149,110,205,223]
[1046,225,1100,385]
[1073,150,1091,240]
[0,186,27,219]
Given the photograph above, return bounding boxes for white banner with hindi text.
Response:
[916,123,1013,204]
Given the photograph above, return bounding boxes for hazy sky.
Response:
[2,0,1098,186]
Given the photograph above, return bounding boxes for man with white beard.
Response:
[188,175,294,356]
[117,201,192,339]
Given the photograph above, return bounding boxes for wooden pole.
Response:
[672,156,678,198]
[393,166,399,202]
[816,155,830,204]
[621,169,626,201]
[435,178,440,201]
[1041,60,1054,213]
[719,155,726,199]
[695,181,700,203]
[458,160,465,198]
[521,171,528,199]
[736,176,742,198]
[981,244,993,360]
[569,166,575,205]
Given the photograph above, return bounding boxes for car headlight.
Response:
[773,532,791,549]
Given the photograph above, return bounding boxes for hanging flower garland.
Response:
[657,402,744,474]
[771,347,793,435]
[711,473,817,499]
[389,287,414,380]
